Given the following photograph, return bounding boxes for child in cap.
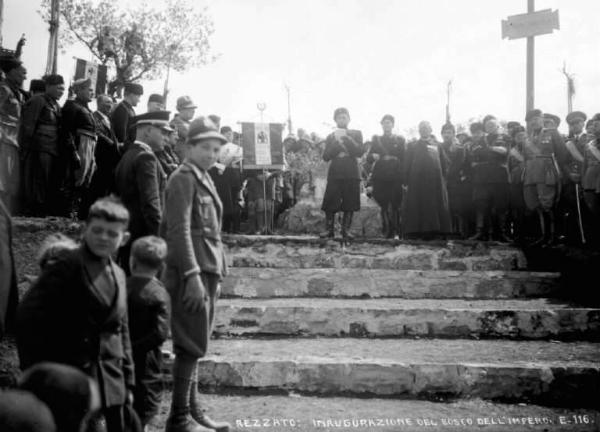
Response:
[127,235,170,428]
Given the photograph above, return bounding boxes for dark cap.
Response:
[134,110,173,131]
[43,74,64,86]
[208,114,221,125]
[187,116,227,144]
[72,77,92,90]
[124,82,144,96]
[543,113,561,127]
[0,55,22,73]
[333,107,350,120]
[469,122,484,133]
[0,390,56,432]
[441,122,455,134]
[380,114,395,124]
[592,113,600,122]
[176,95,197,110]
[29,79,45,93]
[566,111,587,125]
[482,114,496,125]
[525,109,543,122]
[507,121,521,129]
[148,93,165,105]
[220,126,232,134]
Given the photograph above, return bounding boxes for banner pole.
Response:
[262,168,267,234]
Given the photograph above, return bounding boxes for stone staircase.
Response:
[163,235,600,409]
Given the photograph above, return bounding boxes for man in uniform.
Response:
[582,113,600,244]
[320,107,364,241]
[147,93,165,112]
[523,109,567,246]
[61,78,98,219]
[366,114,406,238]
[468,116,511,241]
[111,82,143,148]
[0,55,27,214]
[115,111,168,274]
[543,113,562,131]
[171,96,197,161]
[88,94,121,204]
[559,111,589,244]
[20,74,66,216]
[508,125,527,242]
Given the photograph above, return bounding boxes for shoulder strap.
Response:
[565,139,584,163]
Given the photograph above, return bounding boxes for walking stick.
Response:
[575,183,586,244]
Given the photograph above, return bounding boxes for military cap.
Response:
[543,113,561,128]
[456,132,469,140]
[187,116,227,144]
[566,111,587,125]
[148,93,165,104]
[220,126,232,134]
[482,114,496,125]
[513,125,526,134]
[333,107,350,120]
[29,79,45,93]
[441,122,456,134]
[176,95,197,110]
[506,121,521,130]
[43,74,65,85]
[134,110,173,131]
[592,113,600,122]
[72,77,92,89]
[380,114,395,124]
[525,109,543,122]
[469,122,484,133]
[124,82,144,95]
[0,55,22,73]
[208,114,221,126]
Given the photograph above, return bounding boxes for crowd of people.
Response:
[315,107,600,247]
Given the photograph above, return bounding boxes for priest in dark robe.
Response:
[402,121,451,239]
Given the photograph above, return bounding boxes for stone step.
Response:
[224,235,527,271]
[161,339,600,408]
[147,392,600,431]
[222,268,560,299]
[212,298,599,340]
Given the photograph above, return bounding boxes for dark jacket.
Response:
[16,245,134,408]
[111,100,136,145]
[115,141,166,239]
[469,134,510,184]
[91,111,121,195]
[62,98,97,143]
[322,129,364,180]
[367,134,406,182]
[19,94,63,156]
[127,275,170,423]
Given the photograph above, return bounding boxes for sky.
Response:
[3,0,600,138]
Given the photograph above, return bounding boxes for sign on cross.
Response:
[502,1,560,112]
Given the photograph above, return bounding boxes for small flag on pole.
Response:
[73,58,108,95]
[240,122,285,169]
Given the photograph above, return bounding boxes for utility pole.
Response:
[285,84,293,135]
[257,102,266,123]
[445,80,452,124]
[561,62,575,114]
[526,0,535,111]
[0,0,4,47]
[45,0,60,75]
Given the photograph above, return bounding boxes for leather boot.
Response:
[166,409,213,432]
[468,211,487,241]
[319,212,335,238]
[342,212,354,241]
[495,213,513,243]
[530,210,546,247]
[380,208,389,236]
[189,384,231,432]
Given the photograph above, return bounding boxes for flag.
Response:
[73,58,108,95]
[240,122,285,169]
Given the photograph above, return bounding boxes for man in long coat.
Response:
[115,111,168,274]
[402,121,451,239]
[111,83,143,148]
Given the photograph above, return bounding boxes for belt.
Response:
[36,124,58,134]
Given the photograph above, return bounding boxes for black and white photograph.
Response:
[0,0,599,431]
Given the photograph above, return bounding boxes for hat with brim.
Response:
[134,110,171,130]
[177,95,197,111]
[0,55,22,73]
[72,78,92,90]
[525,109,543,122]
[566,111,587,125]
[187,116,227,144]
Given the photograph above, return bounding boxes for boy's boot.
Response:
[319,212,335,238]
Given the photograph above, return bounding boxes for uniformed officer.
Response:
[560,111,589,244]
[111,82,143,147]
[468,116,511,241]
[147,93,165,112]
[366,114,406,238]
[62,78,98,218]
[543,113,561,131]
[0,55,27,214]
[320,107,364,241]
[523,109,567,246]
[19,74,66,216]
[582,113,600,244]
[508,125,527,242]
[115,111,168,274]
[170,96,197,161]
